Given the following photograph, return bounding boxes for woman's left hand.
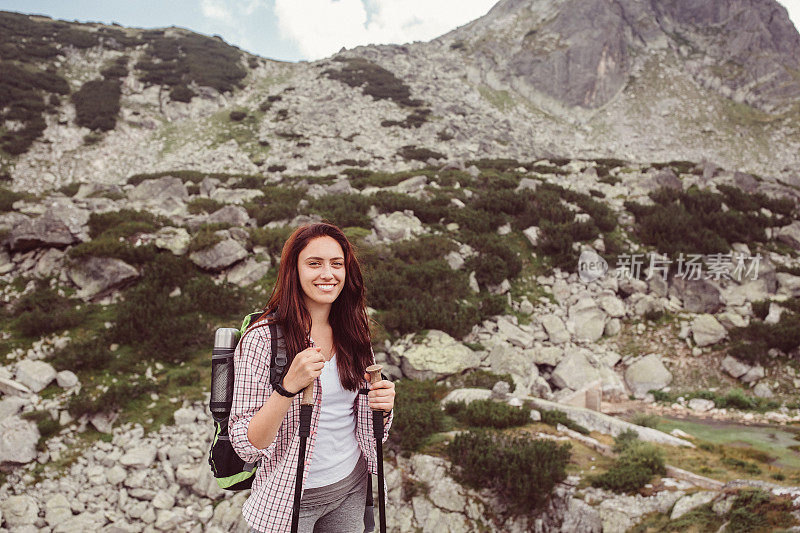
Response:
[363,372,395,413]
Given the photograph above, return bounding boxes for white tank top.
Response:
[304,353,361,488]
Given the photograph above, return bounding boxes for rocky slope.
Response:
[2,0,800,193]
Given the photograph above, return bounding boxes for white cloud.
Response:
[200,0,234,24]
[274,0,496,60]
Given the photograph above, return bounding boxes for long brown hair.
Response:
[250,222,372,391]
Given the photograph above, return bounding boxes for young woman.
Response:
[229,222,396,533]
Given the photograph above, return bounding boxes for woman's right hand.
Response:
[281,346,324,394]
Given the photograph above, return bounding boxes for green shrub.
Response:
[447,429,571,514]
[87,209,165,239]
[187,197,225,215]
[22,411,60,450]
[248,226,293,256]
[538,408,590,434]
[187,226,223,253]
[229,110,246,121]
[451,369,515,391]
[13,281,87,337]
[71,79,122,131]
[590,434,665,493]
[631,413,660,428]
[306,194,372,228]
[727,489,797,532]
[465,234,522,286]
[0,186,25,212]
[444,399,530,428]
[323,57,421,107]
[244,185,304,225]
[49,333,113,372]
[397,145,444,162]
[69,239,158,266]
[729,312,800,364]
[68,378,158,417]
[169,84,195,102]
[389,379,448,452]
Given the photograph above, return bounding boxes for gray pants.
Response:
[252,455,369,533]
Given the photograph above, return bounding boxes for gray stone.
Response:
[0,396,27,421]
[670,491,717,519]
[568,298,606,342]
[599,294,626,317]
[128,177,188,202]
[173,407,196,425]
[753,382,773,398]
[440,388,492,407]
[0,376,32,396]
[45,494,73,527]
[372,211,425,242]
[688,398,715,412]
[541,314,570,344]
[154,227,191,255]
[226,257,271,286]
[777,221,800,250]
[15,359,57,392]
[561,497,603,532]
[68,256,139,300]
[777,273,800,296]
[90,411,117,433]
[485,343,539,395]
[0,415,39,464]
[152,491,175,510]
[394,175,427,194]
[0,495,39,528]
[106,465,127,485]
[495,317,533,347]
[189,239,248,271]
[7,208,80,252]
[401,330,481,380]
[670,277,722,313]
[531,345,564,366]
[720,355,750,378]
[56,370,79,389]
[625,354,672,398]
[651,168,681,191]
[691,314,727,347]
[551,348,601,391]
[522,226,540,246]
[211,188,263,204]
[206,205,250,226]
[120,445,157,469]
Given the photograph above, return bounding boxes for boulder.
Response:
[15,359,57,392]
[568,298,606,342]
[7,208,80,252]
[777,273,800,296]
[68,256,139,300]
[485,343,538,394]
[531,345,564,366]
[0,396,27,421]
[372,211,425,242]
[651,168,681,191]
[400,330,481,380]
[56,370,79,389]
[0,415,39,463]
[688,398,715,412]
[128,177,188,202]
[599,294,626,318]
[522,226,540,246]
[0,495,39,528]
[721,355,751,378]
[154,227,191,255]
[394,175,427,194]
[625,354,672,398]
[226,257,271,286]
[753,382,773,398]
[722,279,768,306]
[45,493,73,527]
[120,445,157,469]
[777,221,800,250]
[173,407,197,425]
[551,348,601,391]
[561,498,602,532]
[189,239,248,271]
[495,317,533,347]
[206,205,250,227]
[691,314,727,346]
[210,188,264,204]
[0,376,32,396]
[740,364,765,384]
[34,247,66,278]
[439,388,492,407]
[541,314,570,344]
[670,492,717,520]
[670,277,722,313]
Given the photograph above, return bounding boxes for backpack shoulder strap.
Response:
[267,317,288,389]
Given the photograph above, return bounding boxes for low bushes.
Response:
[323,57,422,107]
[0,186,25,212]
[651,388,778,412]
[71,79,122,131]
[248,226,293,257]
[444,399,530,429]
[538,408,590,435]
[447,429,571,514]
[397,145,444,162]
[590,430,666,493]
[449,369,515,391]
[244,185,305,225]
[729,311,800,364]
[388,379,448,453]
[12,281,86,337]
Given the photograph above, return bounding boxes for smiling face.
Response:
[297,236,346,312]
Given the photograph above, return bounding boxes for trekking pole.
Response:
[366,364,387,533]
[290,383,315,533]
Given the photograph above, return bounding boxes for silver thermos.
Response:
[210,328,240,421]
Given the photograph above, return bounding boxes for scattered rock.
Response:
[624,354,672,398]
[15,359,57,392]
[670,491,717,520]
[0,415,39,463]
[189,239,248,271]
[551,348,601,391]
[691,314,727,347]
[68,256,140,300]
[400,330,481,379]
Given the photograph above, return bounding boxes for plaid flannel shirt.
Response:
[229,324,394,533]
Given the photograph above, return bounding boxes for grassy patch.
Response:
[444,399,530,429]
[590,430,666,493]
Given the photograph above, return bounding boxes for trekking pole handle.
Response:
[366,364,383,411]
[301,383,314,406]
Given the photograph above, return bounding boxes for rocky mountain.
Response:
[2,1,800,193]
[3,3,800,532]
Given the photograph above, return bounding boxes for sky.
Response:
[0,0,799,63]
